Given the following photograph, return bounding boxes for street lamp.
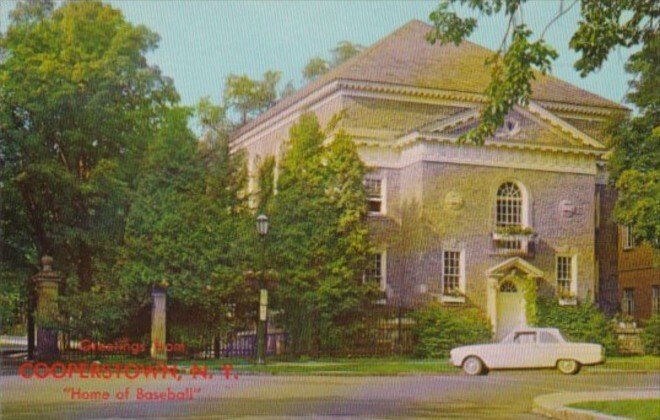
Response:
[256,214,269,236]
[256,214,268,364]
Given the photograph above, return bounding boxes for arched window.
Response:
[499,281,518,293]
[496,182,523,227]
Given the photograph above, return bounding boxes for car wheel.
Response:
[557,359,581,375]
[462,356,486,376]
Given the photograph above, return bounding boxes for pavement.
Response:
[1,369,658,419]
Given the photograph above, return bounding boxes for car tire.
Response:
[557,359,581,375]
[462,356,487,376]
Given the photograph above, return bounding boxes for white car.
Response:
[450,327,604,375]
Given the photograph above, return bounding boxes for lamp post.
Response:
[255,214,269,365]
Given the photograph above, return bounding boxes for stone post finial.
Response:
[41,255,54,272]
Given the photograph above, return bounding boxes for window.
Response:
[513,332,536,344]
[499,281,517,293]
[556,255,576,296]
[442,250,463,295]
[496,182,522,227]
[539,331,560,344]
[623,288,635,316]
[652,286,660,315]
[623,225,635,250]
[365,178,384,214]
[364,252,386,291]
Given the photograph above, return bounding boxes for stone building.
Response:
[230,20,631,339]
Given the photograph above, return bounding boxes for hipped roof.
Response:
[232,20,627,140]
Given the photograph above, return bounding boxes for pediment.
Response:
[485,257,544,278]
[416,104,606,151]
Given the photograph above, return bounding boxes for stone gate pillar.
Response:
[32,256,61,360]
[150,284,167,361]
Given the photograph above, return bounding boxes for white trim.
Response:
[380,250,388,292]
[441,249,465,296]
[555,254,578,296]
[485,257,544,278]
[622,225,635,250]
[358,141,599,175]
[527,101,606,149]
[365,176,386,216]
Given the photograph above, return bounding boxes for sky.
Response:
[1,1,635,125]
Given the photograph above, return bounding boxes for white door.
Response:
[496,280,526,341]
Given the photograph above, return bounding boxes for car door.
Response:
[509,331,539,368]
[538,330,563,367]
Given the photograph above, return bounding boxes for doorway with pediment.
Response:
[486,257,543,340]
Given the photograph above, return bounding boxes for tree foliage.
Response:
[536,296,618,355]
[427,0,657,145]
[223,70,282,125]
[428,0,659,246]
[0,0,178,294]
[411,303,492,358]
[302,41,364,82]
[118,107,253,340]
[264,114,375,354]
[607,35,659,246]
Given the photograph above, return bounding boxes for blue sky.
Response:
[2,1,635,119]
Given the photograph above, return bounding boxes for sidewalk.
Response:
[533,389,658,419]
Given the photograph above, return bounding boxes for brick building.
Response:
[230,20,636,338]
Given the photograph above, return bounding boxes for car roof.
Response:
[513,328,560,334]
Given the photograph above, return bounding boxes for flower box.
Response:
[558,297,577,306]
[492,231,534,256]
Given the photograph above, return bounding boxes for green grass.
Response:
[569,399,660,420]
[55,355,659,376]
[177,357,456,376]
[591,356,660,372]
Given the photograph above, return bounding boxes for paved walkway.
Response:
[533,389,659,419]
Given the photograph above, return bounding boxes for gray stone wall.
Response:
[380,161,597,310]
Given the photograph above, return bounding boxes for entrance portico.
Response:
[486,257,543,340]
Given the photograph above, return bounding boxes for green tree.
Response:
[302,41,364,82]
[223,70,282,124]
[0,0,178,295]
[302,57,331,82]
[265,114,375,354]
[608,37,659,246]
[118,107,253,342]
[427,0,658,245]
[330,40,364,67]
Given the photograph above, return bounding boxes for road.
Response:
[1,370,658,419]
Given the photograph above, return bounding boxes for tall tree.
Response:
[265,114,375,354]
[427,0,658,245]
[118,106,253,342]
[302,41,364,82]
[608,36,659,245]
[0,1,178,292]
[223,70,282,125]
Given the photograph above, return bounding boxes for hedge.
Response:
[535,297,618,355]
[411,303,492,358]
[641,314,660,356]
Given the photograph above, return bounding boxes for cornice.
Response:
[388,132,605,157]
[230,79,621,152]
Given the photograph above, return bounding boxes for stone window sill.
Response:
[558,297,577,306]
[441,295,466,304]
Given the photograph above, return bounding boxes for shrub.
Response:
[536,297,618,355]
[641,314,660,356]
[411,303,492,358]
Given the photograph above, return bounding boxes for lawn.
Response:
[174,355,660,376]
[569,399,660,420]
[38,355,658,376]
[177,357,457,376]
